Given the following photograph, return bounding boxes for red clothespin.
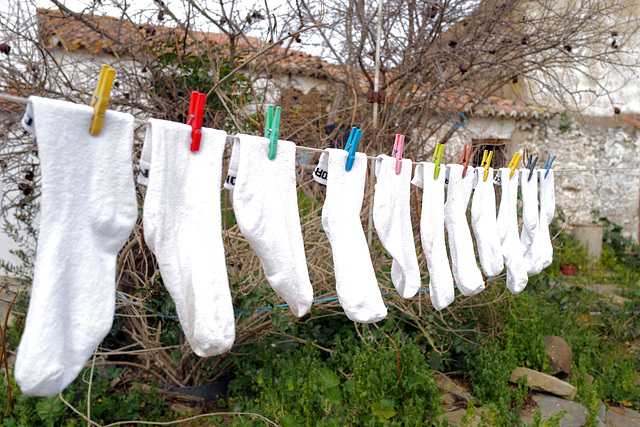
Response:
[187,91,206,151]
[460,144,474,178]
[392,134,405,174]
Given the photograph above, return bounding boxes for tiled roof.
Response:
[0,88,26,113]
[624,116,640,129]
[36,9,342,79]
[36,8,549,120]
[437,89,551,119]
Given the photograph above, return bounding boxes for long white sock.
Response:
[444,164,485,295]
[228,135,313,317]
[323,149,387,323]
[520,168,540,275]
[496,168,528,294]
[373,155,421,298]
[139,119,235,357]
[539,170,556,269]
[15,97,137,396]
[471,167,504,277]
[412,162,454,310]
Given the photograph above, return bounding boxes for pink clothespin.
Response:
[187,91,206,152]
[392,134,405,174]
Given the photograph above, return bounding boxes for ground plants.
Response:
[0,367,174,426]
[228,334,441,426]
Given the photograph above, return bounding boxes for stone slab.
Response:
[510,367,578,400]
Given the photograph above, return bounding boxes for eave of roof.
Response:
[36,7,550,120]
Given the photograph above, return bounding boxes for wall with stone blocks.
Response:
[440,116,640,241]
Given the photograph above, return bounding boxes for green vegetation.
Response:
[1,196,638,426]
[0,368,174,426]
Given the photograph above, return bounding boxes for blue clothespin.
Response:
[543,154,556,178]
[524,154,538,182]
[344,127,362,171]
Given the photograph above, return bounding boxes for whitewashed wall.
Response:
[514,118,640,240]
[442,116,640,241]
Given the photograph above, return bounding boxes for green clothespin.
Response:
[265,105,282,160]
[432,143,445,178]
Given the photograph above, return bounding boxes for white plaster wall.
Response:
[423,116,640,241]
[46,49,152,113]
[517,0,640,117]
[513,119,640,240]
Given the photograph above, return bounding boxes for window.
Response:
[470,139,509,169]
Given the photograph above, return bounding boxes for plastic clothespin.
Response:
[480,149,494,181]
[186,91,206,151]
[460,144,474,178]
[392,134,405,174]
[507,152,523,179]
[90,64,116,136]
[524,154,539,182]
[543,154,556,178]
[432,143,445,179]
[265,105,282,160]
[344,126,362,171]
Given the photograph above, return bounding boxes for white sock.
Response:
[373,155,421,298]
[520,168,540,275]
[470,167,504,277]
[496,168,528,294]
[322,149,387,323]
[412,162,454,310]
[228,135,313,317]
[444,164,485,295]
[139,119,235,357]
[15,97,137,396]
[539,170,556,269]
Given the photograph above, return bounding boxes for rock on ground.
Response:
[544,336,572,375]
[510,367,578,400]
[524,393,588,426]
[520,394,606,426]
[606,407,640,427]
[442,408,487,427]
[434,372,473,402]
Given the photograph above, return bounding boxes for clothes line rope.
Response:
[116,283,479,319]
[2,92,639,173]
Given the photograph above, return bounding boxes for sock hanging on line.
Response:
[520,167,541,275]
[15,97,138,397]
[538,169,556,270]
[496,168,529,294]
[322,149,387,323]
[470,167,504,277]
[444,164,485,295]
[139,119,235,357]
[227,135,313,317]
[412,162,455,310]
[373,155,421,299]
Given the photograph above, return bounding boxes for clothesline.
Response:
[1,92,639,173]
[116,284,471,319]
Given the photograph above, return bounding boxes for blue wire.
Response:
[118,277,494,320]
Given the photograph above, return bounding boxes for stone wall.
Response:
[512,118,640,241]
[436,116,640,241]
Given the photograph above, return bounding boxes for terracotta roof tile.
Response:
[36,8,548,119]
[36,8,343,79]
[624,116,640,129]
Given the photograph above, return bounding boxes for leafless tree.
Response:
[0,0,637,396]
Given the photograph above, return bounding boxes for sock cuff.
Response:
[223,139,241,191]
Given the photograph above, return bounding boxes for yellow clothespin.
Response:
[481,149,493,181]
[90,65,116,136]
[432,143,445,179]
[507,151,523,179]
